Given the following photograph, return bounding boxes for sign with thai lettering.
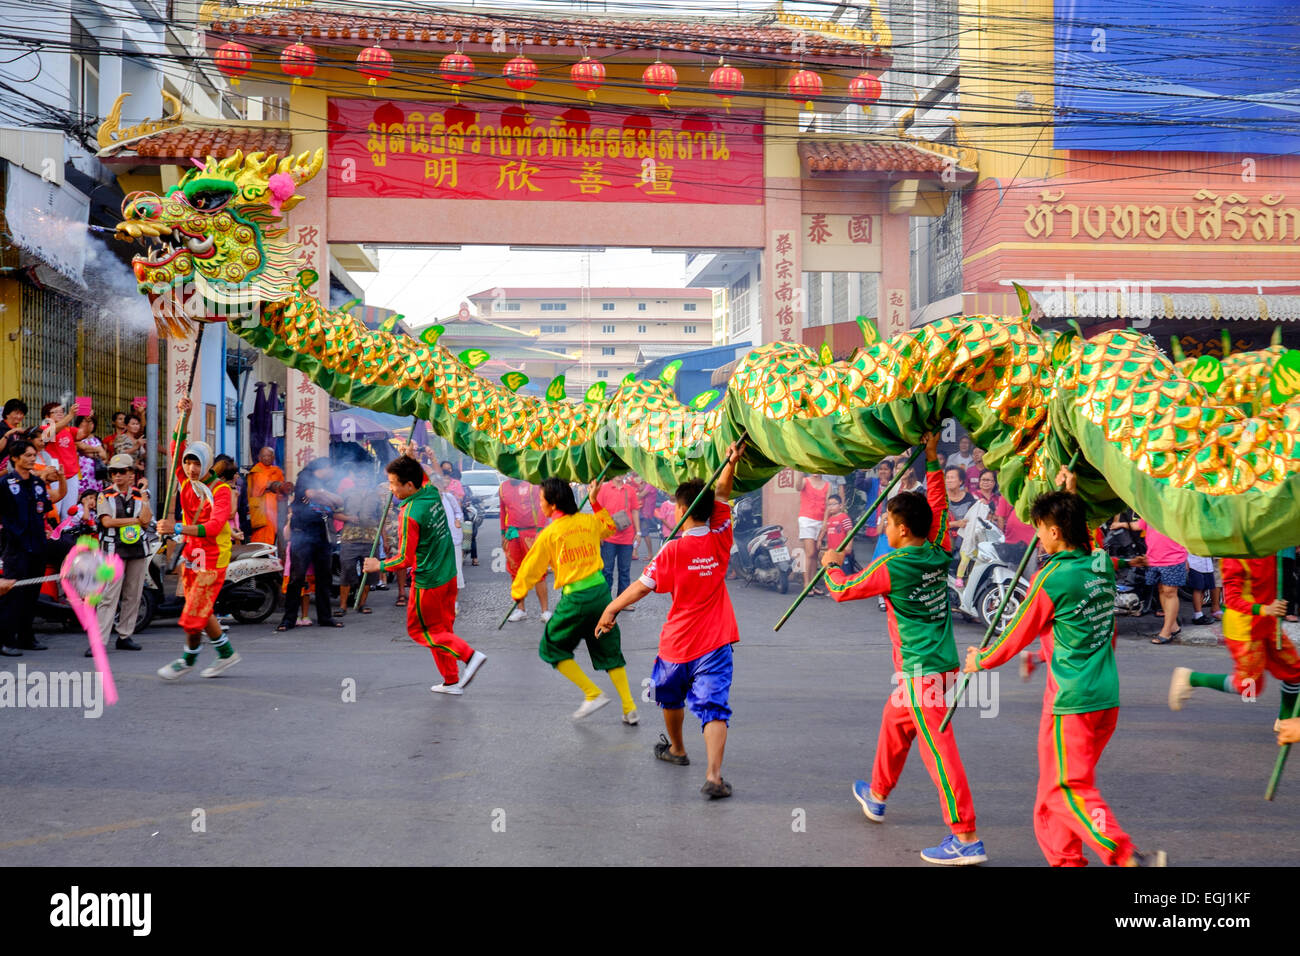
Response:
[327,99,765,204]
[1023,188,1300,243]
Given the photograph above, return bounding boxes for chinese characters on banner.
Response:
[771,229,798,344]
[285,222,330,477]
[884,288,909,338]
[800,213,882,272]
[773,467,797,495]
[327,100,765,204]
[166,327,199,453]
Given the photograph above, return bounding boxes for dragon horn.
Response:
[278,148,325,187]
[1272,325,1283,348]
[1170,335,1185,362]
[217,150,244,174]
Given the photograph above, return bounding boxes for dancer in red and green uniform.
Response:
[1168,555,1299,725]
[157,399,240,680]
[365,455,486,696]
[821,432,985,866]
[969,474,1164,867]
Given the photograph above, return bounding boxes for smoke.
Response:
[80,236,156,335]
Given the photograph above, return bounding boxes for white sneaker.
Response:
[622,709,639,726]
[158,658,196,681]
[1169,666,1193,711]
[461,651,487,688]
[431,683,464,696]
[507,608,527,623]
[572,695,611,720]
[540,610,553,623]
[877,599,887,611]
[200,652,241,678]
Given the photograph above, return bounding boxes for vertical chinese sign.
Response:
[285,224,331,477]
[166,327,199,457]
[770,229,798,343]
[883,288,909,338]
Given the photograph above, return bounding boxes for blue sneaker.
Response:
[851,780,886,822]
[920,833,988,866]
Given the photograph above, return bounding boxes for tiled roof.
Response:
[208,8,881,58]
[799,139,976,176]
[123,125,292,159]
[466,288,708,300]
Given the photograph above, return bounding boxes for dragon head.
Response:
[115,148,323,335]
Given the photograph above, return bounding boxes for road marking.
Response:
[0,800,269,851]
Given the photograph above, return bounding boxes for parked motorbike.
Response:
[728,492,793,593]
[1104,523,1148,616]
[143,538,284,626]
[948,504,1029,633]
[462,492,485,554]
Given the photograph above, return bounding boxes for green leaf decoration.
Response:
[855,315,879,346]
[1170,335,1185,363]
[660,360,683,385]
[297,268,319,290]
[379,313,403,333]
[1221,329,1232,358]
[340,297,361,314]
[458,349,490,370]
[818,342,833,366]
[1272,325,1284,348]
[1269,350,1300,405]
[622,373,637,387]
[501,372,529,393]
[584,381,607,404]
[688,389,719,410]
[1050,330,1077,369]
[1012,281,1032,319]
[1188,355,1225,394]
[546,375,566,402]
[419,324,445,347]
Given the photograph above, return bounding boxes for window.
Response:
[597,370,609,378]
[637,324,646,334]
[494,302,521,312]
[554,346,567,353]
[601,324,615,334]
[637,303,647,311]
[601,303,615,311]
[601,347,616,356]
[540,302,567,311]
[69,20,100,127]
[683,303,697,312]
[729,273,751,338]
[684,325,697,334]
[539,324,566,333]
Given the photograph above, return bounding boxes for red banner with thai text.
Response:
[327,99,764,205]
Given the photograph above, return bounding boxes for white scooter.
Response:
[947,501,1029,633]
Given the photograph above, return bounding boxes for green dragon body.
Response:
[117,150,1300,556]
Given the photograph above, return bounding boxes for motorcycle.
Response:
[728,491,793,593]
[142,537,284,627]
[948,503,1029,633]
[461,491,484,554]
[1104,523,1148,616]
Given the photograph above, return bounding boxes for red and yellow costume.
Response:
[500,479,546,577]
[173,441,233,633]
[1222,556,1300,695]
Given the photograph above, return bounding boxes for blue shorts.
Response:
[651,644,734,728]
[1146,563,1188,588]
[1187,568,1215,592]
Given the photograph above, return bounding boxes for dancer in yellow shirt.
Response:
[513,476,637,723]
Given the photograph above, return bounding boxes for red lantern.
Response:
[643,60,678,109]
[357,43,393,94]
[214,41,251,87]
[571,56,605,103]
[708,60,744,113]
[503,54,538,101]
[439,51,475,103]
[280,40,316,86]
[849,71,882,108]
[789,68,822,111]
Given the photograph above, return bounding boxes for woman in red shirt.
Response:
[795,472,830,595]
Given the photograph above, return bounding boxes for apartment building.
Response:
[465,287,713,394]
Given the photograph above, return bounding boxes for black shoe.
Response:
[115,637,142,650]
[653,733,690,766]
[701,778,733,799]
[14,639,47,651]
[1,645,22,657]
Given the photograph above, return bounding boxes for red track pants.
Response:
[408,580,474,685]
[1034,706,1134,866]
[872,671,977,835]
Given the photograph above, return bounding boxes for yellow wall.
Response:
[958,0,1065,182]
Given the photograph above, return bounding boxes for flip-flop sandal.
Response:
[1150,629,1182,645]
[394,597,407,607]
[333,609,345,617]
[359,606,373,614]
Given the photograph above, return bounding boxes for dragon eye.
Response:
[188,189,233,212]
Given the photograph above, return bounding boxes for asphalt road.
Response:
[2,526,1295,867]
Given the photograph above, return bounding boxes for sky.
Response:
[354,246,692,327]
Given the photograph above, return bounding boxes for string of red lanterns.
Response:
[570,56,606,102]
[356,42,393,94]
[214,40,251,87]
[642,60,678,109]
[280,39,316,86]
[708,58,744,113]
[788,68,823,111]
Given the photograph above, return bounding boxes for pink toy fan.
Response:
[61,536,123,706]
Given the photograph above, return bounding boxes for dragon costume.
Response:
[116,149,1300,556]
